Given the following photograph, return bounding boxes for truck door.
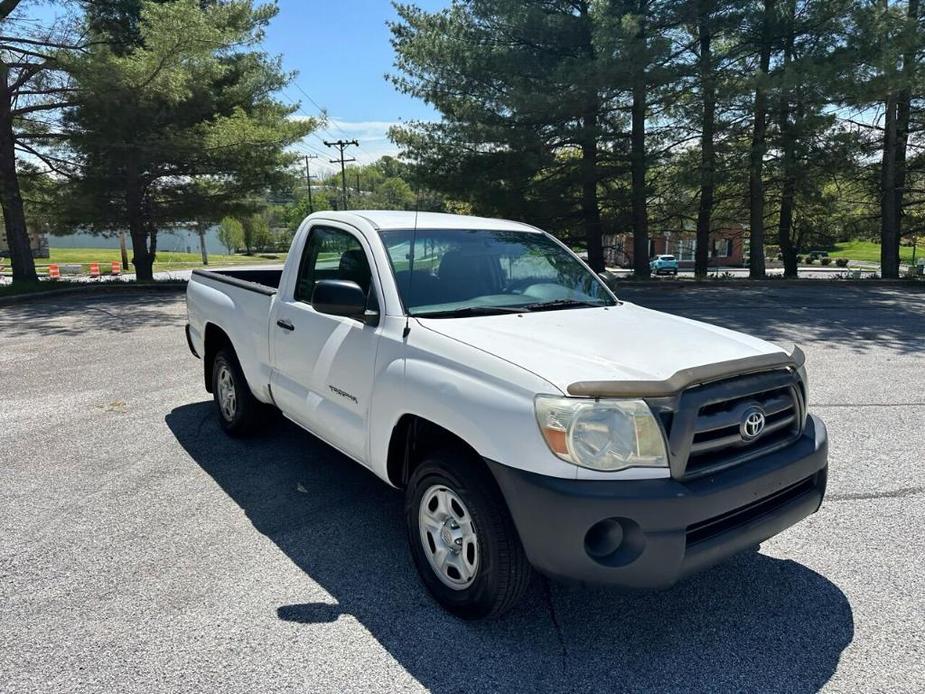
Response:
[270,224,382,464]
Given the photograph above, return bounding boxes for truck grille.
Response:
[653,369,805,479]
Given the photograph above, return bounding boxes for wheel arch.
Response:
[386,414,490,489]
[202,322,233,393]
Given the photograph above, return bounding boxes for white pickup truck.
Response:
[185,210,828,619]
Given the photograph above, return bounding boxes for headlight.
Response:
[534,396,669,472]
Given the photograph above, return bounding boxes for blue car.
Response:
[650,254,679,275]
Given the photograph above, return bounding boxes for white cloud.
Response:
[291,117,408,172]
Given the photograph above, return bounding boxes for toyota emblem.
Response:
[740,406,766,440]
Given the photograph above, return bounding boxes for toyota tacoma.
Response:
[185,211,828,619]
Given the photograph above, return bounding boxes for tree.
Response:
[390,0,619,271]
[62,0,314,280]
[0,1,86,283]
[241,212,271,254]
[767,0,853,277]
[673,0,747,277]
[369,176,415,209]
[599,0,671,278]
[217,216,243,254]
[843,0,923,278]
[745,0,777,278]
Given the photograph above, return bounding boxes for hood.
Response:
[417,302,787,395]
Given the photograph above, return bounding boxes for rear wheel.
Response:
[212,348,262,436]
[405,451,532,619]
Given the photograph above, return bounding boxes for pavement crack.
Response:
[542,576,569,681]
[827,486,925,502]
[87,306,127,324]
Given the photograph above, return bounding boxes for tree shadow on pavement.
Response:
[0,294,182,338]
[166,402,853,694]
[617,283,925,355]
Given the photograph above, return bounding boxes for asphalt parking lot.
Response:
[1,284,923,693]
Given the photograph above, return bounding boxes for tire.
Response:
[405,450,532,619]
[212,347,262,437]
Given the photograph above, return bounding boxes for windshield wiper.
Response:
[415,305,528,318]
[520,299,604,312]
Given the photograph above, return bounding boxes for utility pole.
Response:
[324,139,358,210]
[304,154,318,212]
[355,170,361,202]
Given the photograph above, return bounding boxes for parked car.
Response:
[650,254,679,275]
[185,211,828,619]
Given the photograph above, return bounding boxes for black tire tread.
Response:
[212,347,262,437]
[406,449,532,619]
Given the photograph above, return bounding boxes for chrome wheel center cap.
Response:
[440,520,460,552]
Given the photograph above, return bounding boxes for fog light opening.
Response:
[584,517,645,567]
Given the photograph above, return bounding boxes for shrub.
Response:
[805,256,815,264]
[217,217,244,254]
[820,256,832,266]
[835,257,849,267]
[795,255,804,264]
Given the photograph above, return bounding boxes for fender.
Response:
[367,328,578,483]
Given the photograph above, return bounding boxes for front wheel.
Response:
[212,348,262,437]
[405,452,532,619]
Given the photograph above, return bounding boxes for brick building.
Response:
[603,224,747,269]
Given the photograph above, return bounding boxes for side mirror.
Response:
[312,279,370,321]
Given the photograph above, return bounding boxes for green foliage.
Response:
[60,0,315,279]
[389,0,620,237]
[241,213,272,253]
[390,0,925,275]
[217,216,244,254]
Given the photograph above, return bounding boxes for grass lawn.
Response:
[829,240,925,264]
[23,247,288,276]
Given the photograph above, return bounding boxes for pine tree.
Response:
[62,0,313,280]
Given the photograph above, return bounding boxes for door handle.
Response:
[276,319,294,331]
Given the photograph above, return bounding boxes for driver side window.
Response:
[295,226,372,304]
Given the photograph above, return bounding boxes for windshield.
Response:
[379,228,616,317]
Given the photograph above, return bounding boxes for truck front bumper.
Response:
[487,414,828,588]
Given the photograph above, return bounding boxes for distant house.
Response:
[0,226,49,259]
[603,224,747,269]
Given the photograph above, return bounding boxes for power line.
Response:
[324,139,359,210]
[292,81,355,141]
[291,82,328,119]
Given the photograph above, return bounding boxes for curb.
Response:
[0,281,188,306]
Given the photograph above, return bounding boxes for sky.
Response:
[266,0,446,174]
[24,0,447,176]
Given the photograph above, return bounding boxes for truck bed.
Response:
[191,267,284,294]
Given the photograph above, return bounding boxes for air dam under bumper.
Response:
[487,414,827,589]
